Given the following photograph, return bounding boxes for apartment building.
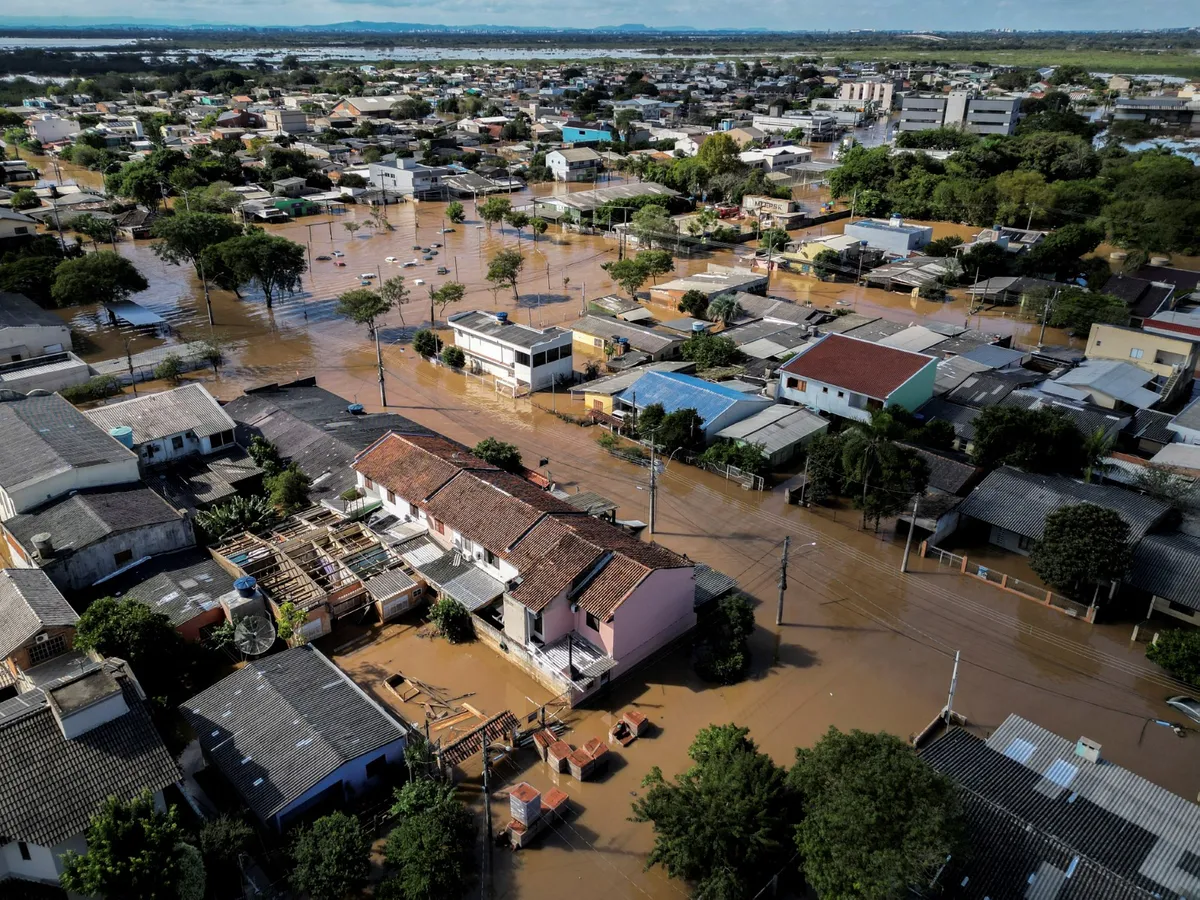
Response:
[264,108,310,134]
[898,92,1022,135]
[546,147,603,182]
[837,80,895,109]
[447,311,574,392]
[367,158,451,199]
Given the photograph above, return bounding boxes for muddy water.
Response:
[38,157,1200,898]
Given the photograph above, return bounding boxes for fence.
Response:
[920,542,1096,623]
[693,457,765,491]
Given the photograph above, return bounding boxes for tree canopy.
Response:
[74,596,187,701]
[1146,628,1200,688]
[382,780,474,900]
[486,248,524,302]
[1030,502,1132,597]
[205,231,307,308]
[788,727,964,900]
[336,286,392,333]
[151,211,243,270]
[51,251,148,307]
[681,332,740,369]
[970,406,1087,476]
[472,437,523,473]
[290,812,372,900]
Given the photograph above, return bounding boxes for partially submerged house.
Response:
[181,645,409,831]
[0,291,72,362]
[84,384,239,467]
[613,371,774,443]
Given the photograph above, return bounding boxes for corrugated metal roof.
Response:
[617,371,772,427]
[1052,360,1162,410]
[1127,531,1200,611]
[0,393,135,489]
[957,466,1172,542]
[715,405,828,455]
[878,325,948,353]
[0,569,78,659]
[85,384,235,443]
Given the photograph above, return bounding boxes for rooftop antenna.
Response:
[233,615,276,656]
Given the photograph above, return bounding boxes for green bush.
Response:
[699,439,770,477]
[694,593,755,684]
[429,596,474,643]
[153,352,184,383]
[441,345,466,368]
[413,328,442,357]
[1146,628,1200,687]
[59,374,122,404]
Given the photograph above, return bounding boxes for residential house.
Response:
[614,371,774,442]
[953,466,1173,556]
[920,714,1200,899]
[271,176,308,197]
[104,550,236,642]
[367,158,451,199]
[737,145,813,171]
[332,96,406,118]
[0,392,139,521]
[25,114,79,144]
[714,405,828,467]
[1043,359,1164,411]
[181,645,409,831]
[224,377,431,504]
[0,292,72,362]
[649,266,769,306]
[264,108,309,134]
[534,182,678,226]
[84,384,238,468]
[447,311,573,392]
[1167,395,1200,445]
[844,215,933,256]
[0,658,179,888]
[546,147,602,182]
[570,315,684,361]
[778,334,938,423]
[1126,531,1200,628]
[353,432,696,698]
[1102,273,1175,327]
[0,568,79,692]
[1085,323,1197,407]
[561,121,615,143]
[569,361,695,414]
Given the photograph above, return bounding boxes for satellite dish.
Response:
[233,615,276,656]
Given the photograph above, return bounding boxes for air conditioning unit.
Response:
[34,633,50,644]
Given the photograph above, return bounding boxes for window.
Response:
[586,612,600,631]
[484,548,498,567]
[364,477,374,489]
[364,755,387,779]
[1017,534,1035,552]
[171,435,185,450]
[594,338,603,348]
[18,841,30,861]
[837,391,844,398]
[29,632,66,664]
[213,429,234,448]
[385,489,395,504]
[113,549,133,566]
[532,351,547,367]
[821,386,829,393]
[1129,348,1144,360]
[515,350,531,366]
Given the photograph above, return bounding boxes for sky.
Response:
[3,0,1198,31]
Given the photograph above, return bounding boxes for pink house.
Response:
[353,433,695,699]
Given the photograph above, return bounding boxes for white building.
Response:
[738,145,813,171]
[84,384,238,468]
[447,311,573,392]
[0,290,71,361]
[546,147,603,182]
[264,108,310,134]
[0,209,39,245]
[837,80,895,109]
[26,114,80,144]
[368,158,451,198]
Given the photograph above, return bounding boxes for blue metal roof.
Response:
[617,371,767,426]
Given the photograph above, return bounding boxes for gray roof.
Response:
[715,405,828,455]
[960,343,1027,369]
[957,466,1173,542]
[1127,531,1200,611]
[922,714,1200,900]
[108,551,238,627]
[85,384,235,444]
[1049,360,1161,410]
[0,663,180,846]
[653,269,767,296]
[1167,395,1200,436]
[0,393,136,490]
[1002,390,1131,439]
[722,292,822,326]
[899,444,981,496]
[447,311,567,350]
[571,361,694,397]
[181,645,407,822]
[571,315,683,355]
[948,370,1045,408]
[6,484,187,555]
[694,563,737,607]
[919,398,981,441]
[0,569,78,658]
[1126,408,1176,447]
[0,291,67,330]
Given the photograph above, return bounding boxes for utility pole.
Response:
[943,651,961,723]
[1038,288,1059,349]
[775,535,790,626]
[800,453,811,507]
[196,254,215,327]
[647,435,658,536]
[375,326,387,407]
[481,742,492,900]
[124,337,138,397]
[901,493,921,573]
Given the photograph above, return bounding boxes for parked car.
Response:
[332,250,345,257]
[316,254,332,261]
[360,273,376,279]
[436,266,449,275]
[1166,696,1200,724]
[385,256,398,262]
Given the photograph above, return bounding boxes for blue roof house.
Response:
[615,371,773,442]
[562,122,615,144]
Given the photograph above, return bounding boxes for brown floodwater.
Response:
[39,155,1200,899]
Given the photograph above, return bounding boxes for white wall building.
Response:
[368,158,451,198]
[83,384,238,468]
[264,108,310,134]
[738,145,813,171]
[546,147,603,182]
[0,290,72,362]
[447,311,573,391]
[26,114,80,144]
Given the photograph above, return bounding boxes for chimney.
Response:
[1074,736,1101,764]
[47,666,130,740]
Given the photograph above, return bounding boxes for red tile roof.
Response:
[354,433,496,502]
[780,334,933,401]
[511,532,607,613]
[574,554,650,620]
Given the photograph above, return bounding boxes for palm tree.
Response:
[706,295,743,326]
[840,410,904,529]
[1082,427,1116,484]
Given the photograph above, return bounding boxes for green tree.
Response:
[677,288,710,318]
[10,187,40,210]
[446,200,466,223]
[247,435,283,474]
[0,254,61,307]
[1030,503,1131,597]
[382,780,474,900]
[486,248,524,303]
[265,463,311,512]
[151,211,243,280]
[602,256,650,299]
[657,408,706,455]
[276,600,308,645]
[631,724,796,898]
[1082,427,1116,484]
[698,439,769,478]
[530,217,549,242]
[1042,286,1129,336]
[788,727,964,900]
[51,251,148,308]
[695,131,741,174]
[153,352,185,384]
[206,231,306,309]
[336,286,392,335]
[290,812,371,900]
[681,332,739,369]
[840,411,929,529]
[60,793,190,900]
[473,437,523,473]
[505,209,530,241]
[72,212,117,248]
[970,406,1087,475]
[429,280,466,325]
[429,596,474,643]
[759,227,790,253]
[693,593,756,684]
[636,402,666,441]
[1145,629,1200,688]
[392,97,431,120]
[637,248,674,283]
[811,248,843,280]
[440,345,466,368]
[196,494,280,540]
[379,275,412,325]
[707,294,743,326]
[478,195,512,231]
[74,596,186,697]
[413,328,442,357]
[924,235,964,257]
[631,204,676,249]
[805,432,845,503]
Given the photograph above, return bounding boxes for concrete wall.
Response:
[502,593,529,645]
[274,735,407,830]
[887,358,938,412]
[0,831,86,886]
[475,613,572,697]
[609,567,695,663]
[0,323,72,361]
[4,456,140,519]
[6,624,76,675]
[778,375,875,423]
[539,593,574,644]
[40,517,196,592]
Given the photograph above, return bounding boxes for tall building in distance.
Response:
[898,91,1022,135]
[837,79,895,110]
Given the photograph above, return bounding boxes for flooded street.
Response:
[37,157,1200,898]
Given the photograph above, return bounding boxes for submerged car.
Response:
[316,254,332,261]
[1166,696,1200,724]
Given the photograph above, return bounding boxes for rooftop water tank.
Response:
[692,322,708,332]
[108,425,134,449]
[347,403,364,415]
[234,576,258,597]
[495,311,509,324]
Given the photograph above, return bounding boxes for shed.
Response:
[715,405,828,466]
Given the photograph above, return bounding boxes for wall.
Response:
[502,593,529,645]
[609,567,695,667]
[474,613,573,697]
[7,625,77,674]
[0,322,73,362]
[0,355,90,394]
[1087,324,1197,384]
[177,606,226,643]
[0,832,86,885]
[988,524,1032,556]
[275,735,407,830]
[139,430,203,466]
[778,375,873,423]
[5,457,140,518]
[886,358,938,412]
[1151,596,1200,627]
[41,517,195,592]
[538,593,574,645]
[704,398,774,441]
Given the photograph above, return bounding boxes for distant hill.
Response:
[0,16,768,33]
